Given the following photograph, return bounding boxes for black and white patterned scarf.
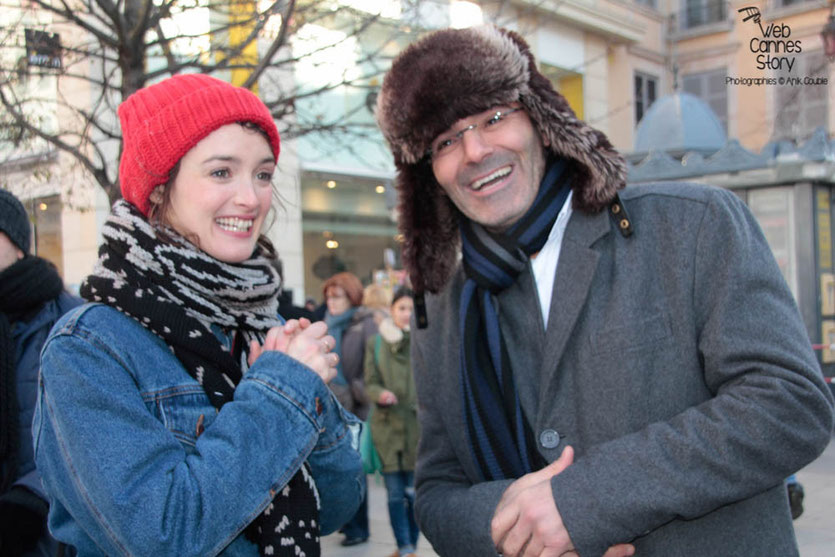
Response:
[81,200,320,556]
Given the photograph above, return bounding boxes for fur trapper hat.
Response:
[376,25,627,295]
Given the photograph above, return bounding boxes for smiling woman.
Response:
[155,122,276,263]
[32,74,363,557]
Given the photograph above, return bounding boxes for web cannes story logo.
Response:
[738,6,801,72]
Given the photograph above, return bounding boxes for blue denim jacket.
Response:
[33,303,363,556]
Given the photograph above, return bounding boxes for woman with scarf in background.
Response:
[321,271,378,547]
[0,189,80,557]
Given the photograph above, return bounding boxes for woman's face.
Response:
[391,296,414,330]
[163,123,275,263]
[326,285,352,316]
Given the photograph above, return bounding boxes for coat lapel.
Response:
[540,210,610,391]
[431,273,483,477]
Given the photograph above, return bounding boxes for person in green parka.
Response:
[364,287,420,557]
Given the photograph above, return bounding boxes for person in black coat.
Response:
[0,190,81,557]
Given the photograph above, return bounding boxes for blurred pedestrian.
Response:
[322,271,378,546]
[364,287,420,557]
[33,74,362,556]
[363,282,392,326]
[0,189,81,557]
[277,289,315,321]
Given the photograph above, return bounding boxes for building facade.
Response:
[3,0,834,326]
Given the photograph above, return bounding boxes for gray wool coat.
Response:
[412,183,835,557]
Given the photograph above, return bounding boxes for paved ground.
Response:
[793,433,835,556]
[321,474,439,557]
[323,435,835,556]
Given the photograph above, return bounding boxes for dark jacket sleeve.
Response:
[412,331,512,557]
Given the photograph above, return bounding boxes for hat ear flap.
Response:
[397,161,461,294]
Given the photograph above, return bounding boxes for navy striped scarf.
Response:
[459,158,571,481]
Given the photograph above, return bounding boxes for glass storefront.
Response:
[24,193,63,277]
[300,169,399,301]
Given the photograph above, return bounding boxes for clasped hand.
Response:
[491,446,634,557]
[248,318,338,384]
[377,389,398,406]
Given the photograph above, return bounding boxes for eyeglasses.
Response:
[426,107,524,161]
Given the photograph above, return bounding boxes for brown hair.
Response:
[391,286,414,306]
[322,272,364,307]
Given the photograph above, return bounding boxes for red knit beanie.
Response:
[118,73,281,215]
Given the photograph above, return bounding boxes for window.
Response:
[682,68,728,131]
[634,72,658,124]
[774,51,828,141]
[747,187,797,299]
[681,0,726,30]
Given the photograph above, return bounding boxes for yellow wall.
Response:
[560,74,584,120]
[218,0,259,91]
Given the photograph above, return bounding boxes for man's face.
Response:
[430,104,548,233]
[0,231,24,272]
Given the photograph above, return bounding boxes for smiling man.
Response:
[375,25,834,557]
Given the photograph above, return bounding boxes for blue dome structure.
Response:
[634,92,726,156]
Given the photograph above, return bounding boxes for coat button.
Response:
[539,429,560,449]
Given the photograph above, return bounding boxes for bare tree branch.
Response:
[0,0,422,203]
[27,0,119,48]
[242,0,296,89]
[0,81,111,191]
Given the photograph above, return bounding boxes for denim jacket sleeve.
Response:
[33,305,362,557]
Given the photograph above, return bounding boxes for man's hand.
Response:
[491,446,635,557]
